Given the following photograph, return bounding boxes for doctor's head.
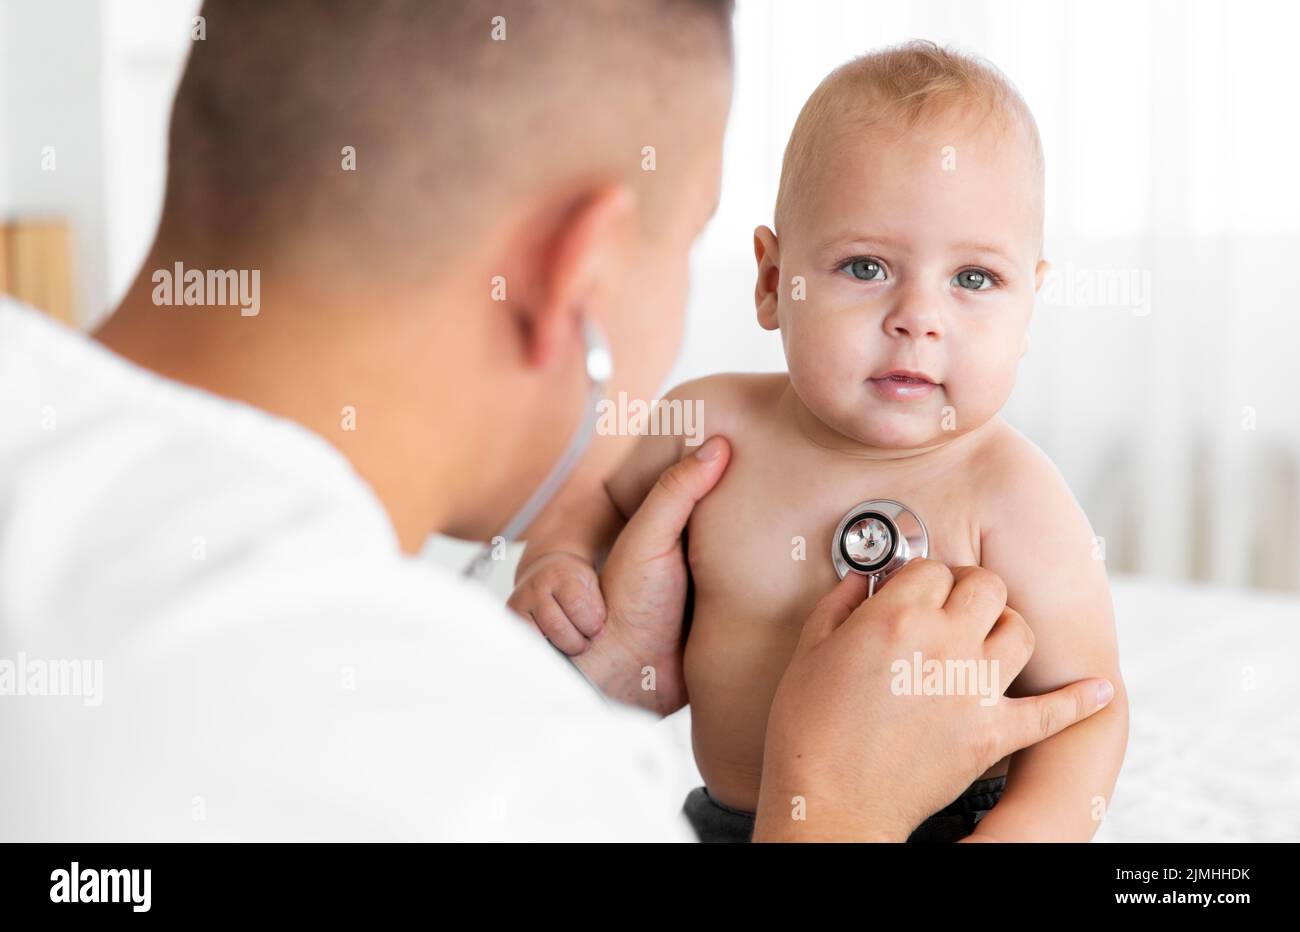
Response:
[754,42,1048,452]
[143,0,733,543]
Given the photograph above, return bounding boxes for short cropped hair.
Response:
[160,0,733,277]
[775,40,1043,237]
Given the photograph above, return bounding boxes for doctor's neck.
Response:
[93,239,578,555]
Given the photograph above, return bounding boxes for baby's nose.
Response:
[883,300,944,340]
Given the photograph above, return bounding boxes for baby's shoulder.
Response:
[663,371,788,433]
[962,420,1100,567]
[966,418,1077,518]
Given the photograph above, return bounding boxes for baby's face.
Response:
[764,113,1045,450]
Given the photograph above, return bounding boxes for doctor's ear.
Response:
[516,185,636,370]
[753,225,782,331]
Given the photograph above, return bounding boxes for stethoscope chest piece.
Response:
[831,499,928,594]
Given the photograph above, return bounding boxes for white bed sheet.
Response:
[1095,575,1300,842]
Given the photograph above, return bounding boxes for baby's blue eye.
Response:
[953,269,993,291]
[844,258,886,281]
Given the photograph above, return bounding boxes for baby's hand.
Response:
[507,552,607,656]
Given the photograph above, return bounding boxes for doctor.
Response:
[0,0,1113,841]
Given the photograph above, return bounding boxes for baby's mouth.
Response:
[867,370,940,402]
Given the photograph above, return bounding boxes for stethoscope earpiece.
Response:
[831,499,928,596]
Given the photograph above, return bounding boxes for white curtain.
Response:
[673,0,1300,591]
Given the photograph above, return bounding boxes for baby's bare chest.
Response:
[686,439,983,625]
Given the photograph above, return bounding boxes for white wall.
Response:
[0,0,197,325]
[98,0,202,316]
[0,0,109,323]
[0,1,8,210]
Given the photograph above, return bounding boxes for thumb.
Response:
[795,571,870,655]
[1001,678,1115,756]
[619,436,731,560]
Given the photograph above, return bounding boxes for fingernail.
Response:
[1096,680,1114,707]
[695,437,723,460]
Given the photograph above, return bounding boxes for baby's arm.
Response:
[508,380,702,651]
[963,432,1129,842]
[506,465,629,655]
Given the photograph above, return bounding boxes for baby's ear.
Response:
[753,225,782,331]
[1034,258,1050,292]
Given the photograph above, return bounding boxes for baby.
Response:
[510,41,1128,842]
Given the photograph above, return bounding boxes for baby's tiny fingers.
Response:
[506,587,549,625]
[505,596,537,625]
[554,577,606,639]
[531,595,589,657]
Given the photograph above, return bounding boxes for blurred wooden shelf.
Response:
[0,219,75,325]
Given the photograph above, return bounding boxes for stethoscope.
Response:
[830,499,928,597]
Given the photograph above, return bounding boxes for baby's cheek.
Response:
[785,327,862,414]
[948,346,1019,424]
[783,307,864,380]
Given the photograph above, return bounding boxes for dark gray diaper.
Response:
[682,775,1007,843]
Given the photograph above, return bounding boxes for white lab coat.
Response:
[0,298,691,841]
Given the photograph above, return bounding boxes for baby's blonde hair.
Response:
[774,40,1044,237]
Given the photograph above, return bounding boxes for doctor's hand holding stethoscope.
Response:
[573,433,1116,842]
